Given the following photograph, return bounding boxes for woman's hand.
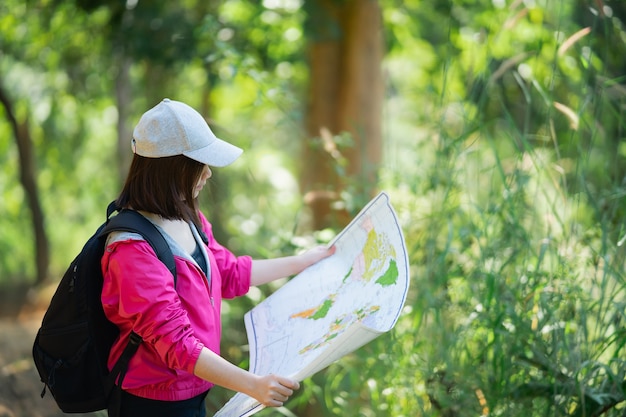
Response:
[299,245,336,270]
[249,374,300,407]
[250,245,336,286]
[194,347,300,407]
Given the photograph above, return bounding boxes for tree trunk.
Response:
[337,0,384,193]
[115,54,133,186]
[302,0,384,230]
[0,86,49,285]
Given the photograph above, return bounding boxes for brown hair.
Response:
[115,154,205,226]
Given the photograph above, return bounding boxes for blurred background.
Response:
[1,0,626,416]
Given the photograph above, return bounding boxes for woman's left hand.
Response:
[299,245,336,270]
[250,245,337,286]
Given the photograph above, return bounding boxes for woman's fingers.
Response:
[258,375,300,407]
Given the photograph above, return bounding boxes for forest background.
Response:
[1,0,626,416]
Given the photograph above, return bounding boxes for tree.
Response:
[301,0,384,229]
[0,86,49,285]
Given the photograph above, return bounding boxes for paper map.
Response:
[215,191,410,416]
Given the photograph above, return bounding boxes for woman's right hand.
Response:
[194,332,301,407]
[250,374,300,407]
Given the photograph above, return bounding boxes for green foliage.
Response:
[365,1,626,416]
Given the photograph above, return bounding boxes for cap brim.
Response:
[183,137,243,167]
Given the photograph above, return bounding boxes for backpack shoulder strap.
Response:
[99,207,177,284]
[97,205,177,414]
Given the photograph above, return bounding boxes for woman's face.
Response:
[193,165,212,198]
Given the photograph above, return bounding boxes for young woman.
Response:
[101,99,335,417]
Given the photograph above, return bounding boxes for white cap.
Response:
[132,98,243,167]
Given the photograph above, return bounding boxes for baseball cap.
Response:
[132,98,243,167]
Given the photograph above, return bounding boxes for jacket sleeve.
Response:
[101,239,204,375]
[198,211,252,299]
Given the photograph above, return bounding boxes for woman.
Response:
[101,98,335,417]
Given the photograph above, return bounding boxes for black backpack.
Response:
[32,202,176,415]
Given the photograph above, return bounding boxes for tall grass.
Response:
[329,110,626,417]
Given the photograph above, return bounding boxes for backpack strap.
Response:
[105,332,142,417]
[100,206,177,283]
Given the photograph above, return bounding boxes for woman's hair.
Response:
[116,154,205,226]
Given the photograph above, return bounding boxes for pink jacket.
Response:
[101,211,252,401]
